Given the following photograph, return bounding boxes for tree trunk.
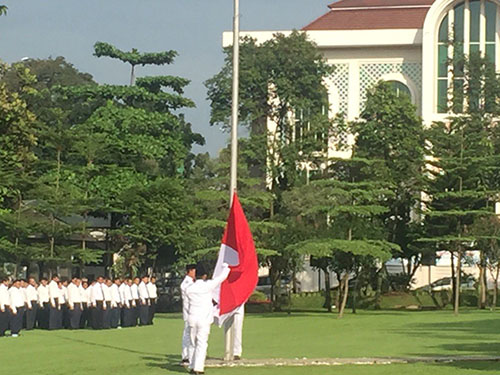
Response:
[323,268,332,312]
[492,266,499,311]
[130,64,136,86]
[454,250,461,316]
[478,251,487,309]
[338,273,349,319]
[352,269,360,314]
[375,269,382,310]
[450,251,456,305]
[335,272,341,311]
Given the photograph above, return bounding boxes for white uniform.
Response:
[225,304,245,357]
[25,285,38,308]
[0,284,9,311]
[180,275,194,360]
[48,280,60,307]
[186,265,230,373]
[147,282,157,299]
[110,284,121,308]
[37,284,49,306]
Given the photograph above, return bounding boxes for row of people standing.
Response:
[0,275,158,337]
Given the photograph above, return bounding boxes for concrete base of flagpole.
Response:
[224,316,235,361]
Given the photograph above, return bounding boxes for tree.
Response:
[206,31,333,194]
[352,81,427,287]
[283,159,399,317]
[94,42,177,85]
[422,52,500,315]
[0,5,7,16]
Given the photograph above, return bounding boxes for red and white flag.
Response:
[213,192,258,326]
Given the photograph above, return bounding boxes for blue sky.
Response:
[0,0,331,155]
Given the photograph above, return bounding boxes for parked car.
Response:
[430,277,475,291]
[255,276,292,297]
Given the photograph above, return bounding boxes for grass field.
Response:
[1,310,500,374]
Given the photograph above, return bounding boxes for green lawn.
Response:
[1,310,500,374]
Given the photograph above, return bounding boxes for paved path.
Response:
[205,355,500,368]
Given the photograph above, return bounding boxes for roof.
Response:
[328,0,435,8]
[303,0,435,31]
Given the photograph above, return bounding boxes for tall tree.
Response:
[352,81,426,287]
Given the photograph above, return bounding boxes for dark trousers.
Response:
[10,307,25,335]
[62,304,70,329]
[148,298,156,325]
[25,302,38,330]
[37,303,49,329]
[92,301,104,329]
[69,304,82,329]
[80,303,90,328]
[110,306,120,328]
[139,303,149,326]
[49,300,62,330]
[0,308,9,336]
[133,300,139,326]
[102,302,111,329]
[122,306,133,327]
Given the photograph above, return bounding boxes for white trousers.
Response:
[189,320,211,372]
[182,321,190,360]
[233,311,244,356]
[224,312,244,356]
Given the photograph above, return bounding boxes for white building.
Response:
[224,0,500,291]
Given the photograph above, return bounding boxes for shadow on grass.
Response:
[431,360,500,372]
[54,334,164,356]
[143,354,188,373]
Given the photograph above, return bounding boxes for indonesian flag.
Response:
[213,192,258,326]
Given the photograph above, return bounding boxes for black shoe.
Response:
[233,355,241,360]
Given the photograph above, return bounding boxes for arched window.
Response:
[387,80,412,99]
[436,0,498,113]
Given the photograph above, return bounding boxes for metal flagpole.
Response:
[225,0,239,362]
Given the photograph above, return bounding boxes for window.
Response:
[436,0,498,113]
[387,80,412,100]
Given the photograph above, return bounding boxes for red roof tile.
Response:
[303,6,431,30]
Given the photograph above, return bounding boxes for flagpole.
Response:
[225,0,239,362]
[229,0,239,207]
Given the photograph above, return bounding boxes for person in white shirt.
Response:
[37,278,50,329]
[80,280,91,328]
[131,277,140,326]
[25,277,39,330]
[180,264,196,364]
[0,278,10,337]
[186,263,230,374]
[110,279,122,328]
[9,280,27,337]
[147,276,158,325]
[102,279,113,329]
[91,277,106,329]
[67,277,83,329]
[120,278,134,327]
[138,276,150,326]
[60,279,69,329]
[48,275,62,330]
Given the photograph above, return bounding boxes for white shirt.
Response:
[110,284,121,307]
[138,281,149,304]
[102,284,112,302]
[37,284,49,305]
[131,284,139,300]
[9,286,26,313]
[21,287,31,309]
[59,286,67,304]
[48,280,60,305]
[26,284,38,302]
[80,286,91,305]
[186,265,230,326]
[147,282,158,299]
[0,284,10,311]
[91,283,104,304]
[67,283,82,308]
[181,275,194,320]
[120,284,133,308]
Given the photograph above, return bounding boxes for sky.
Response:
[0,0,331,155]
